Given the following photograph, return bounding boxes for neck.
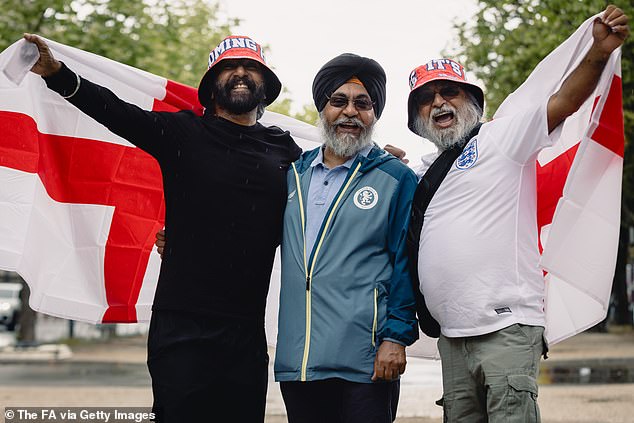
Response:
[215,106,258,126]
[323,146,352,168]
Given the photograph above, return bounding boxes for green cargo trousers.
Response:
[438,324,546,423]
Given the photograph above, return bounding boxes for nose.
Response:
[342,99,358,117]
[431,91,445,108]
[233,65,248,76]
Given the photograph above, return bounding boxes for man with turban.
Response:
[24,33,302,422]
[274,53,419,423]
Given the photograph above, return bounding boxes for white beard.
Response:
[318,114,375,158]
[414,99,481,151]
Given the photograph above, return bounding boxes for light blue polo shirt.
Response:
[304,145,372,257]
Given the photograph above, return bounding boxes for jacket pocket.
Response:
[372,281,389,348]
[372,287,378,347]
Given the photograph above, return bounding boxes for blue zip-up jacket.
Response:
[275,145,419,383]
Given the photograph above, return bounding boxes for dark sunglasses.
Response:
[415,85,462,106]
[217,59,261,72]
[327,95,375,111]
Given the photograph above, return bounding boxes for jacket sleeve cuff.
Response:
[382,337,407,347]
[379,319,419,346]
[43,62,80,98]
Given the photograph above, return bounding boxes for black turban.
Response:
[312,53,387,119]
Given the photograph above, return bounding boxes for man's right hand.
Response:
[23,33,61,77]
[384,144,409,164]
[155,229,166,259]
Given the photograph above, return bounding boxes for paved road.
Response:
[1,321,633,422]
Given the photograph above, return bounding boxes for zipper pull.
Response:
[306,276,310,291]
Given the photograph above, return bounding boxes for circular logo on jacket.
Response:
[456,137,478,170]
[354,187,378,210]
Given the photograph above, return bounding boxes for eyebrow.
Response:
[331,92,371,99]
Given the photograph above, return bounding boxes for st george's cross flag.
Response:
[510,17,624,346]
[0,37,318,326]
[0,12,623,351]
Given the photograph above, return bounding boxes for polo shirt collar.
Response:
[310,144,373,170]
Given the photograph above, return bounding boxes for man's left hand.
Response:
[593,5,629,56]
[371,340,406,381]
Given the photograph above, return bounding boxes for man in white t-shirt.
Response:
[405,5,629,422]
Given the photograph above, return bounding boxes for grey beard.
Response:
[414,99,482,151]
[318,114,375,159]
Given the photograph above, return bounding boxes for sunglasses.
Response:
[217,59,261,72]
[415,85,462,106]
[327,95,375,111]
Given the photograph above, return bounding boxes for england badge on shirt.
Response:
[456,137,478,170]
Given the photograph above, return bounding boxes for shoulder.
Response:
[170,109,201,120]
[374,153,417,183]
[258,123,295,143]
[261,124,302,156]
[294,146,320,170]
[262,124,287,135]
[484,101,546,134]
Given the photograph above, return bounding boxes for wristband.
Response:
[62,72,81,99]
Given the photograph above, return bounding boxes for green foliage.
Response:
[293,104,319,125]
[268,88,319,125]
[453,0,633,225]
[0,0,237,87]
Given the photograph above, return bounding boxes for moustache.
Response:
[332,117,367,129]
[227,76,256,92]
[431,104,456,118]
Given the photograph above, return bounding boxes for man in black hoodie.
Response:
[24,33,301,422]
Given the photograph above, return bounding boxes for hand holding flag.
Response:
[23,34,62,77]
[593,5,629,52]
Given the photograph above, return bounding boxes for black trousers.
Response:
[280,378,400,423]
[147,310,269,423]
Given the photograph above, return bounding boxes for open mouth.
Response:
[336,121,362,134]
[432,111,455,128]
[232,83,250,91]
[433,111,454,123]
[229,78,253,93]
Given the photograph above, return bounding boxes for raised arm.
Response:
[23,33,173,159]
[547,5,629,133]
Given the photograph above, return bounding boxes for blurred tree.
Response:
[452,0,633,325]
[0,0,237,86]
[293,104,319,126]
[269,89,319,125]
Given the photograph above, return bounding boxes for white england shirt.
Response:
[415,101,555,338]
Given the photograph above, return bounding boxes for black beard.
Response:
[213,76,266,114]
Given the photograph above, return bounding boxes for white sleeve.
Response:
[486,99,554,164]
